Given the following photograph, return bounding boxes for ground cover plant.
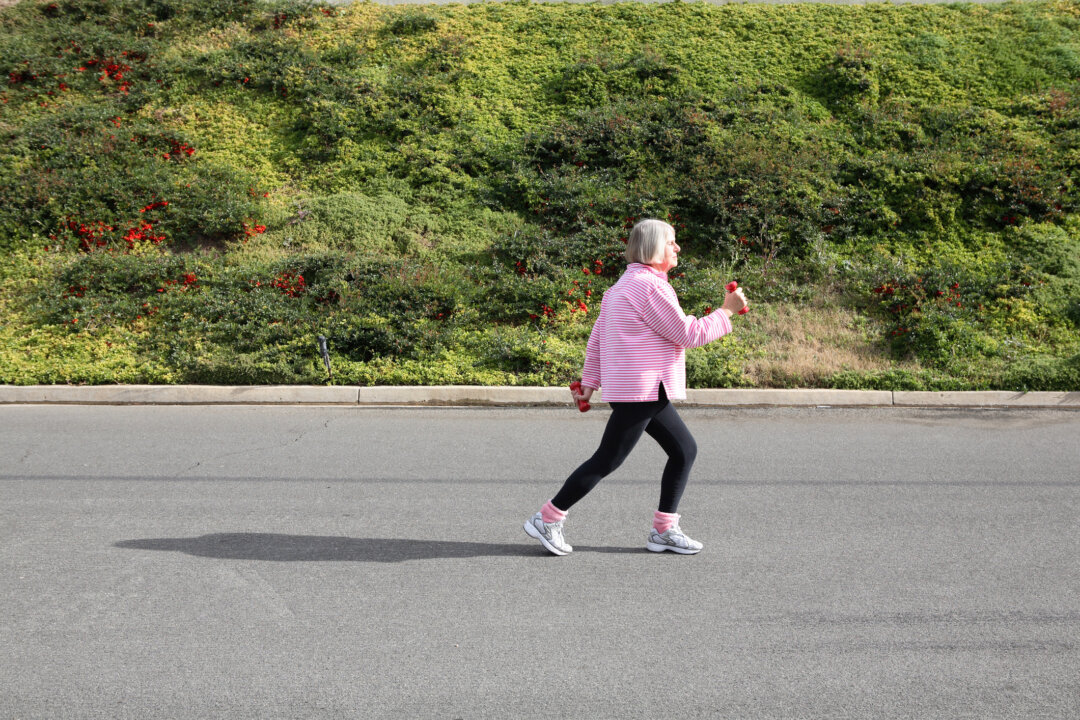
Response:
[1,0,1078,389]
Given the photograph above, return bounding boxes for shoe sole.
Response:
[646,541,702,555]
[523,520,570,556]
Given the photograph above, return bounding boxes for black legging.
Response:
[552,384,697,514]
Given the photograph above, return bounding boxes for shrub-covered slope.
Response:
[1,0,1078,389]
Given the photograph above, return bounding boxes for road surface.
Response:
[2,405,1078,718]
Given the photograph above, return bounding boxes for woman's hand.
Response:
[721,286,748,317]
[572,384,595,404]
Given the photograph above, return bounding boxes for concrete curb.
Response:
[891,391,1080,408]
[1,385,1078,408]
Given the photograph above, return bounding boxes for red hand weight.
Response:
[568,381,591,412]
[726,281,750,315]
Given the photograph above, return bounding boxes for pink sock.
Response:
[541,500,567,524]
[653,511,679,534]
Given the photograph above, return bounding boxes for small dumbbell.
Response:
[568,380,591,412]
[726,281,750,315]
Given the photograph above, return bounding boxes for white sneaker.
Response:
[646,525,703,554]
[523,512,573,556]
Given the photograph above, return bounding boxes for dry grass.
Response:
[740,296,919,387]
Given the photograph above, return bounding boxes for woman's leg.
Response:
[644,401,698,514]
[550,399,660,511]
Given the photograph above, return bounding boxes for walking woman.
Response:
[524,218,748,556]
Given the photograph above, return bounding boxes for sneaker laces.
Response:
[543,518,565,538]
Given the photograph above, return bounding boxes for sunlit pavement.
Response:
[2,405,1078,718]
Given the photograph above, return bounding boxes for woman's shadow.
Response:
[114,533,640,562]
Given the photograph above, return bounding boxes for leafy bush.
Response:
[3,0,1080,388]
[1002,352,1080,391]
[0,104,263,253]
[810,44,880,112]
[827,369,974,392]
[686,338,750,388]
[271,192,439,255]
[384,10,439,37]
[35,251,204,331]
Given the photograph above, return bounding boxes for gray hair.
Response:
[625,219,674,265]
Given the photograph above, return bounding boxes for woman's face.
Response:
[653,233,680,273]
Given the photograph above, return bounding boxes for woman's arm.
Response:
[641,283,732,349]
[580,313,602,390]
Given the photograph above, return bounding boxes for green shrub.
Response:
[1002,352,1080,391]
[547,47,688,107]
[271,192,439,255]
[500,91,853,267]
[865,262,1011,366]
[1008,222,1080,278]
[0,107,263,252]
[827,368,973,392]
[170,341,325,385]
[384,10,439,37]
[810,44,880,112]
[35,251,196,329]
[3,0,1080,389]
[686,338,750,388]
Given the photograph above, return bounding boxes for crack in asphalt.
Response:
[180,417,337,475]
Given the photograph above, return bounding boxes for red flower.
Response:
[271,271,306,297]
[242,222,268,237]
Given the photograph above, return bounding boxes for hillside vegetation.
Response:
[1,0,1078,389]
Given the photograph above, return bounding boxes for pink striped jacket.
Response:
[580,263,732,401]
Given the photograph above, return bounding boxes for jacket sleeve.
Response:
[580,312,603,390]
[641,282,732,349]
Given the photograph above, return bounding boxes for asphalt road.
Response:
[2,404,1079,719]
